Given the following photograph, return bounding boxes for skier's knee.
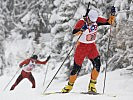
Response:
[91,56,101,72]
[70,61,81,75]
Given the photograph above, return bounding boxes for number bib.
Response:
[79,23,97,44]
[23,61,36,72]
[86,32,96,41]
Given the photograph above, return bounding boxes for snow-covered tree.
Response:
[49,0,84,79]
[101,0,133,71]
[0,2,6,76]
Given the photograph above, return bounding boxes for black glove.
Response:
[81,24,88,32]
[111,6,115,16]
[46,55,51,61]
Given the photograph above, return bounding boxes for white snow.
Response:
[0,69,133,100]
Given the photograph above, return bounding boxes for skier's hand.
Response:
[111,6,115,16]
[108,15,115,25]
[108,6,116,25]
[46,55,51,61]
[81,24,88,32]
[74,30,83,36]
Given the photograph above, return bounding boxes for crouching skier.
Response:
[62,7,115,93]
[10,55,51,90]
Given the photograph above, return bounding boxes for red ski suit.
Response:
[10,58,47,90]
[74,17,108,66]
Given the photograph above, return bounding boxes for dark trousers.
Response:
[10,70,35,90]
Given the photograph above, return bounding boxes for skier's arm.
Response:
[36,56,51,65]
[96,17,109,26]
[97,6,115,26]
[19,59,30,68]
[36,60,47,64]
[72,20,85,35]
[96,15,115,26]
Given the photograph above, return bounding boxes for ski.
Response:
[80,92,117,97]
[80,91,100,95]
[43,91,99,95]
[43,91,116,97]
[43,92,61,95]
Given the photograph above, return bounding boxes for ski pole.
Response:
[43,60,50,86]
[42,32,82,94]
[103,25,112,94]
[102,5,116,94]
[3,68,21,91]
[42,34,52,86]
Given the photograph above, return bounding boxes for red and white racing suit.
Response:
[74,17,108,67]
[10,58,47,90]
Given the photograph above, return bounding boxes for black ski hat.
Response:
[31,55,38,59]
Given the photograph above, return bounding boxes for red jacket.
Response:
[19,58,47,66]
[19,58,47,72]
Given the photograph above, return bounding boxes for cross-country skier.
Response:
[62,6,115,93]
[10,55,51,90]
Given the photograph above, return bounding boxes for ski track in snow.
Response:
[0,69,133,100]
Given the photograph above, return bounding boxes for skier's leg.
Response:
[28,73,36,88]
[69,43,88,83]
[89,56,101,93]
[62,61,82,93]
[10,74,23,90]
[61,62,82,93]
[70,61,81,80]
[87,43,101,93]
[62,43,87,93]
[91,56,101,80]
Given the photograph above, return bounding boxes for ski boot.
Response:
[88,79,97,93]
[61,82,74,93]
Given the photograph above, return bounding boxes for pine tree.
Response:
[49,0,82,79]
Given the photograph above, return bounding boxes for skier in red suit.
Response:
[10,55,50,90]
[62,7,115,93]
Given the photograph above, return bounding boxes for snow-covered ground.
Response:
[0,68,133,100]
